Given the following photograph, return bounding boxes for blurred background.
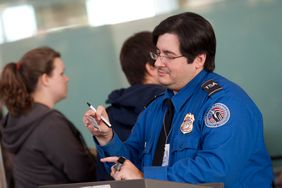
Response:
[0,0,281,182]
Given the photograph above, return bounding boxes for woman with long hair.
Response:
[0,47,96,188]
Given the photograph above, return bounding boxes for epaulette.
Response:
[144,92,165,109]
[201,79,223,96]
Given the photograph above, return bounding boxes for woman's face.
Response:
[48,57,69,103]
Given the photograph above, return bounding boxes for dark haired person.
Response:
[0,47,96,188]
[83,12,273,187]
[106,31,164,141]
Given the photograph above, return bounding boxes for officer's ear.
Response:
[194,53,206,70]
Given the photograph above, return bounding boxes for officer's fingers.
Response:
[83,110,96,124]
[111,170,124,180]
[110,166,116,178]
[96,105,109,121]
[101,156,119,163]
[84,110,96,118]
[85,124,98,135]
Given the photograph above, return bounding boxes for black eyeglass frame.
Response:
[149,51,184,62]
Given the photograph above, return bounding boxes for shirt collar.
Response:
[163,70,208,112]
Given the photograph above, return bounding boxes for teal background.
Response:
[0,0,281,156]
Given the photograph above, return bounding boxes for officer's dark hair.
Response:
[120,31,155,85]
[152,12,216,72]
[0,46,60,116]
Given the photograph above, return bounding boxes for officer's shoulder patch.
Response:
[144,92,165,109]
[201,79,223,96]
[204,103,230,128]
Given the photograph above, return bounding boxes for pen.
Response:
[86,102,112,128]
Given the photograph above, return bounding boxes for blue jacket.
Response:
[106,84,165,141]
[96,70,273,187]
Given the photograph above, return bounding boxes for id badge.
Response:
[162,144,170,166]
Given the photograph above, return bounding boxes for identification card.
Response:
[162,144,170,166]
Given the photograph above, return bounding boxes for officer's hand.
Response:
[83,106,113,146]
[101,156,144,180]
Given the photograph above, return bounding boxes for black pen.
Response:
[86,102,112,128]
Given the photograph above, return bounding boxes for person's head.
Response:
[120,31,159,85]
[0,46,68,116]
[151,12,216,92]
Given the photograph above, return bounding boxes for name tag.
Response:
[162,144,170,166]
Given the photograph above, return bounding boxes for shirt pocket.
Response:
[171,136,200,161]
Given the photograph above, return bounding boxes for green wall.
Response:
[0,25,122,147]
[0,0,281,156]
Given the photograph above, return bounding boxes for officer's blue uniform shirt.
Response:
[95,70,273,188]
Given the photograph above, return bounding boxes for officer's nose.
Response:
[154,56,164,67]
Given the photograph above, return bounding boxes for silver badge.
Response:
[180,113,194,134]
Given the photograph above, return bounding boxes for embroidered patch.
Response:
[201,80,223,96]
[205,103,230,128]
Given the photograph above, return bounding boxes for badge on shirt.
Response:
[180,113,194,134]
[205,103,230,128]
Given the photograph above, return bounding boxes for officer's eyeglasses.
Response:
[149,51,184,64]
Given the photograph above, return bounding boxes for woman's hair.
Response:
[0,46,61,116]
